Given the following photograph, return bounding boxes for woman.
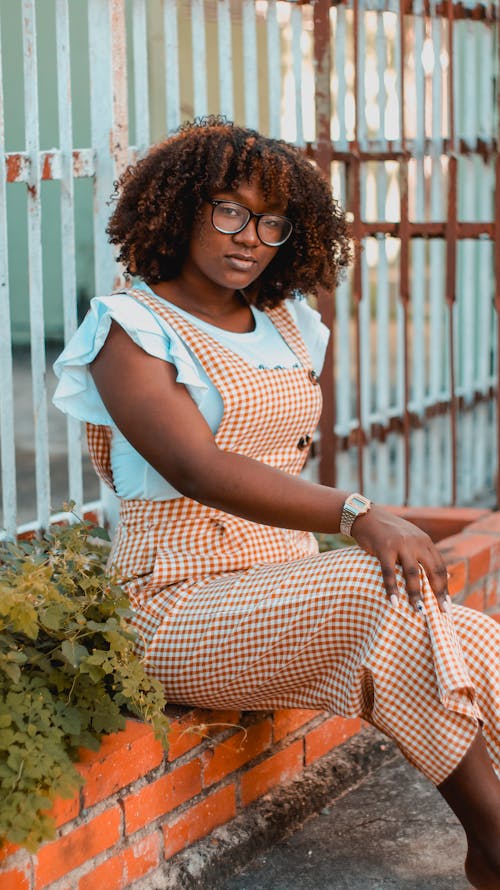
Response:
[54,117,500,888]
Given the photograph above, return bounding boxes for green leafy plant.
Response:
[0,514,169,851]
[316,532,355,552]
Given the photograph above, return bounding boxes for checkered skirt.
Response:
[89,289,499,786]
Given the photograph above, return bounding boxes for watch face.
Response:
[351,495,368,510]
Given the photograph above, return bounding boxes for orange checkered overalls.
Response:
[87,288,500,786]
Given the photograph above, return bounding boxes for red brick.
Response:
[446,559,467,598]
[167,708,241,761]
[77,719,164,807]
[0,866,31,890]
[486,576,500,609]
[463,512,500,537]
[273,709,321,742]
[35,806,122,889]
[46,790,80,828]
[240,740,303,806]
[78,855,124,890]
[123,758,201,835]
[438,534,495,585]
[385,506,490,542]
[77,832,161,890]
[462,587,485,612]
[0,841,19,864]
[123,831,161,883]
[305,716,361,765]
[163,785,236,859]
[203,719,272,786]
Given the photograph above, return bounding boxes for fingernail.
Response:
[390,594,399,609]
[446,571,451,580]
[414,600,425,614]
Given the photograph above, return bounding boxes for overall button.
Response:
[297,434,311,450]
[308,369,319,384]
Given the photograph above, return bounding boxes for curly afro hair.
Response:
[107,116,352,309]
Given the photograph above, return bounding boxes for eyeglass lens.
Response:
[212,202,292,246]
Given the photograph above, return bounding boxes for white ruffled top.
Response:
[53,282,330,500]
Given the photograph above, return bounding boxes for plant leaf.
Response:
[60,640,89,668]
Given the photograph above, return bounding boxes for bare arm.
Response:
[90,322,449,610]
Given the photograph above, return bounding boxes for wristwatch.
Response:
[339,493,372,537]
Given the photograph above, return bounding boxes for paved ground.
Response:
[222,757,470,890]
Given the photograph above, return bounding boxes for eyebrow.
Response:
[214,193,288,214]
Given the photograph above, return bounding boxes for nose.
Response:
[233,216,260,247]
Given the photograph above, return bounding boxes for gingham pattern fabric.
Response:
[87,421,114,489]
[90,288,499,787]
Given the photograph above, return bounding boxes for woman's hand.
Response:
[351,505,451,614]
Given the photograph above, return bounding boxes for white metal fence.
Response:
[0,0,498,538]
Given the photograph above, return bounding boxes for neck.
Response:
[145,277,255,333]
[150,280,247,318]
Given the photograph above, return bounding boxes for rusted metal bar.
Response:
[305,136,498,162]
[420,0,496,21]
[335,385,497,450]
[495,4,500,507]
[313,0,336,487]
[356,221,495,237]
[398,0,411,505]
[318,0,495,17]
[446,0,458,506]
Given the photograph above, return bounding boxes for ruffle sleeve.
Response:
[52,293,209,423]
[286,295,330,375]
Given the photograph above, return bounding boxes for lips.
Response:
[224,253,257,272]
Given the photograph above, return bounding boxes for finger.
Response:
[400,560,425,613]
[379,560,401,609]
[418,557,451,614]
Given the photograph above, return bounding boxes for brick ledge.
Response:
[1,507,499,889]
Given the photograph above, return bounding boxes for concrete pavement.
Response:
[221,756,470,890]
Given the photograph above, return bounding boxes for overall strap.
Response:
[265,301,314,369]
[86,422,115,490]
[124,287,255,392]
[125,287,314,376]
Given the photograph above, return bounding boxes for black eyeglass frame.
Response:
[208,199,293,247]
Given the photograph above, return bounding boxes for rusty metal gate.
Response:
[0,0,498,538]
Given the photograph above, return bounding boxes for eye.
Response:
[219,204,241,217]
[262,217,280,228]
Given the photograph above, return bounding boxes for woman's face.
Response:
[182,179,288,293]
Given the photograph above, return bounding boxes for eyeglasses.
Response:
[208,200,293,247]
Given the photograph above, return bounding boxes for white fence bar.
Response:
[290,3,304,145]
[428,3,444,505]
[392,0,403,150]
[88,0,119,295]
[217,0,234,121]
[56,0,83,516]
[333,5,347,148]
[356,0,367,147]
[191,0,208,119]
[0,12,17,539]
[164,0,181,133]
[23,0,51,531]
[266,0,281,138]
[132,0,151,153]
[242,0,259,130]
[111,0,129,172]
[373,10,390,501]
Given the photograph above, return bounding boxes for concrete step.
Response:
[222,757,470,890]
